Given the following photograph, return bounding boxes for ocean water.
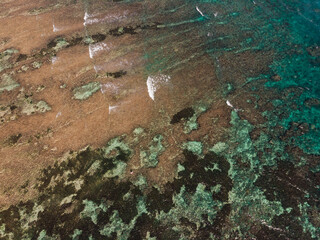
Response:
[0,0,319,239]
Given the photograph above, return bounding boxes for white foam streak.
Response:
[109,105,118,114]
[226,100,234,108]
[100,83,120,94]
[83,11,129,26]
[89,42,109,59]
[51,56,58,64]
[146,74,171,101]
[196,6,205,17]
[53,23,63,32]
[226,100,241,112]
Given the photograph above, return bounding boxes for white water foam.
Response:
[146,74,171,101]
[89,42,109,59]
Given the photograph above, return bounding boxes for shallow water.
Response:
[0,0,319,239]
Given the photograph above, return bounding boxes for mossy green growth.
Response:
[71,229,82,240]
[0,74,20,93]
[177,163,185,173]
[83,36,94,45]
[134,175,147,190]
[102,136,132,178]
[298,202,320,239]
[80,199,108,224]
[73,82,101,100]
[211,184,221,193]
[209,142,228,154]
[37,230,55,240]
[145,232,157,240]
[53,38,69,51]
[37,101,51,113]
[221,110,286,236]
[60,194,76,206]
[86,160,101,175]
[133,127,144,135]
[184,104,208,133]
[223,83,234,95]
[157,184,224,229]
[0,224,8,239]
[21,100,52,115]
[133,127,145,142]
[32,61,42,69]
[140,135,164,168]
[103,136,132,158]
[0,48,18,73]
[19,203,44,230]
[104,161,127,179]
[182,141,203,156]
[228,111,285,172]
[100,197,147,239]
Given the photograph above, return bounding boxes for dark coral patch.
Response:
[255,161,319,211]
[4,133,22,146]
[170,107,195,124]
[106,70,127,78]
[255,161,320,239]
[109,26,137,36]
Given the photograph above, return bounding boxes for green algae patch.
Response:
[83,36,95,45]
[133,127,145,143]
[184,104,208,133]
[0,48,18,73]
[0,74,19,93]
[104,161,127,179]
[37,230,57,240]
[177,163,185,173]
[53,38,69,51]
[133,127,144,135]
[219,110,288,237]
[21,100,51,115]
[0,134,137,238]
[156,184,224,229]
[134,175,147,190]
[80,199,108,224]
[73,82,101,100]
[32,61,42,69]
[298,202,320,239]
[100,198,147,239]
[182,141,203,156]
[19,203,44,231]
[60,194,76,206]
[101,136,132,178]
[103,136,132,159]
[209,142,228,154]
[86,160,101,176]
[71,229,82,240]
[140,134,164,168]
